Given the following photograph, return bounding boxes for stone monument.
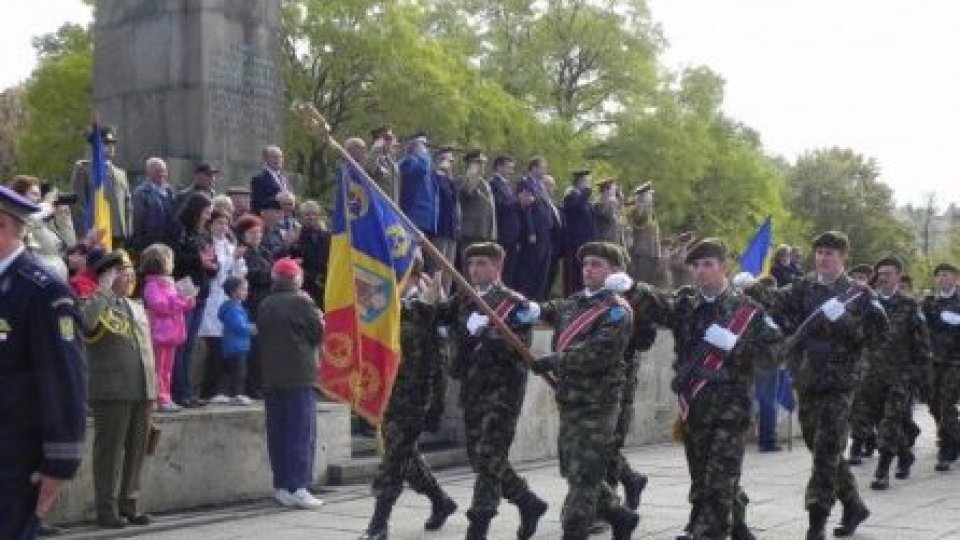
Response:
[93,0,282,186]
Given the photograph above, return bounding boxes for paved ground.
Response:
[59,409,960,539]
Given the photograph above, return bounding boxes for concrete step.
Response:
[328,444,468,486]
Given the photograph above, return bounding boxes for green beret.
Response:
[849,264,873,277]
[577,241,626,267]
[812,230,849,251]
[873,256,903,273]
[463,242,505,262]
[684,238,727,264]
[934,263,959,276]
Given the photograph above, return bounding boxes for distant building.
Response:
[896,203,958,256]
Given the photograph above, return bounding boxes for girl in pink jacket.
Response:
[140,243,196,412]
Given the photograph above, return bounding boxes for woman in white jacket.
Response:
[198,209,247,402]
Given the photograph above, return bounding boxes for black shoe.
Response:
[936,459,951,472]
[623,472,648,511]
[121,512,152,526]
[731,522,757,540]
[833,502,869,537]
[358,525,388,540]
[423,495,456,531]
[675,534,692,540]
[895,450,915,480]
[863,436,877,457]
[869,476,889,490]
[96,516,126,529]
[516,493,548,540]
[37,521,63,536]
[806,508,828,540]
[870,452,893,491]
[465,514,492,540]
[605,506,640,540]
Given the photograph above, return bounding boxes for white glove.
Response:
[732,271,757,291]
[515,302,541,324]
[704,323,738,352]
[466,312,489,336]
[821,297,845,322]
[604,272,634,294]
[941,311,960,326]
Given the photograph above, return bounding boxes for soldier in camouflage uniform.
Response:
[530,241,640,540]
[922,263,960,472]
[440,242,548,540]
[755,231,888,540]
[662,239,782,540]
[359,263,456,540]
[857,257,932,490]
[846,263,878,465]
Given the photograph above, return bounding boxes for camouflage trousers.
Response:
[606,359,641,486]
[462,368,531,521]
[558,400,621,536]
[371,412,442,505]
[683,387,752,539]
[850,372,913,454]
[928,364,960,447]
[797,389,863,512]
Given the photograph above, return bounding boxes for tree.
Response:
[0,86,26,178]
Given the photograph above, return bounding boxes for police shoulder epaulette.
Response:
[17,261,53,288]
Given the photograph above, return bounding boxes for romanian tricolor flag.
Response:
[86,123,113,250]
[319,162,419,425]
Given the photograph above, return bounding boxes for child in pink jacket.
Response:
[140,243,196,412]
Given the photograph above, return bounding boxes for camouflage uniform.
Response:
[855,289,931,485]
[539,289,635,538]
[922,289,960,467]
[666,286,782,539]
[759,273,887,526]
[442,284,544,535]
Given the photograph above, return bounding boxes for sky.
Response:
[2,0,959,208]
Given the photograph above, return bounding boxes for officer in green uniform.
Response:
[922,262,960,471]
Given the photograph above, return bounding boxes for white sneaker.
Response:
[232,395,253,406]
[209,394,230,405]
[274,489,295,507]
[290,488,324,509]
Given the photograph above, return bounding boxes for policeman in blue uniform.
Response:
[0,185,87,540]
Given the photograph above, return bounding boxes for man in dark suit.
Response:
[250,146,291,215]
[489,156,521,287]
[561,169,596,295]
[514,157,557,301]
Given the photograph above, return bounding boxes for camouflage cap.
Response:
[463,241,505,262]
[812,230,849,251]
[684,238,727,264]
[873,255,903,272]
[934,262,959,276]
[577,241,626,267]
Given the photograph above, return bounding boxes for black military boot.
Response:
[863,434,877,458]
[895,449,915,479]
[515,492,548,540]
[936,442,953,472]
[906,420,921,448]
[675,503,699,540]
[423,492,457,531]
[622,472,648,511]
[465,514,492,540]
[870,452,893,490]
[847,439,864,465]
[805,507,828,540]
[603,506,640,540]
[731,522,756,540]
[833,500,870,537]
[358,498,393,540]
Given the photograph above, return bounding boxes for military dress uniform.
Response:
[0,187,87,540]
[441,272,547,540]
[921,265,960,470]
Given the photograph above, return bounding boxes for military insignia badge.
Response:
[59,315,76,342]
[386,224,411,260]
[354,265,393,324]
[347,179,370,219]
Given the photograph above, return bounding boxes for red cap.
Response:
[272,257,301,279]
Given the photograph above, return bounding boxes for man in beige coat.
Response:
[81,250,156,529]
[71,126,133,248]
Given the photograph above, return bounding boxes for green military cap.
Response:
[463,242,505,262]
[684,238,727,264]
[632,182,654,196]
[934,262,959,276]
[849,264,873,277]
[577,241,626,267]
[90,251,125,276]
[873,255,903,272]
[811,230,849,251]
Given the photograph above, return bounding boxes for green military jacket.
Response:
[387,296,445,417]
[81,291,156,401]
[863,289,932,380]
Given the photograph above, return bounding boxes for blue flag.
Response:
[739,216,772,277]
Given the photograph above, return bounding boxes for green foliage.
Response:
[0,86,25,178]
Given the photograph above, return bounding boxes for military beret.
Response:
[195,162,220,175]
[572,169,591,180]
[811,231,849,251]
[934,263,959,276]
[0,184,40,222]
[90,251,125,276]
[684,238,728,264]
[463,242,505,262]
[849,264,873,277]
[577,241,626,267]
[873,256,903,272]
[86,125,117,144]
[632,182,653,196]
[463,150,487,163]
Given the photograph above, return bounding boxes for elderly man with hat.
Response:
[751,231,888,540]
[592,178,623,246]
[625,182,668,288]
[922,262,960,472]
[654,239,781,540]
[71,125,133,248]
[432,241,548,539]
[0,185,88,540]
[561,169,597,296]
[526,241,641,539]
[848,256,931,491]
[174,162,219,214]
[457,150,497,262]
[257,257,325,510]
[365,125,400,202]
[81,249,156,528]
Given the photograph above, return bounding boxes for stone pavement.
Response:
[59,409,960,539]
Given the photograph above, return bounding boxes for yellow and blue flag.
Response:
[739,215,772,277]
[86,123,113,250]
[319,163,420,424]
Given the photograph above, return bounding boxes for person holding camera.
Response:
[8,175,78,282]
